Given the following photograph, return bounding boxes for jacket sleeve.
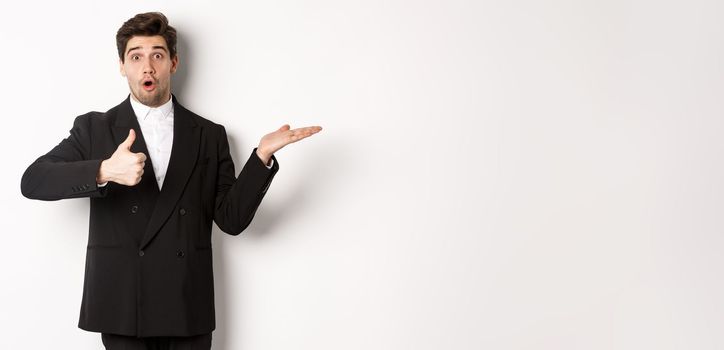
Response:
[20,114,108,201]
[213,125,278,235]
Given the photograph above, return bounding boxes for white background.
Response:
[1,0,723,349]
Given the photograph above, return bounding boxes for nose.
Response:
[142,57,155,75]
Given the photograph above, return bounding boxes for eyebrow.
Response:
[126,45,169,55]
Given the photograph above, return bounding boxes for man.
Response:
[20,12,321,350]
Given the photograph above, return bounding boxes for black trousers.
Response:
[101,333,212,350]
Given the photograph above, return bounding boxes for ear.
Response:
[170,55,179,74]
[119,59,126,77]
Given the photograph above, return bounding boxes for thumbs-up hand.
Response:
[96,129,147,186]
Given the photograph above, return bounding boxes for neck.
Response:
[130,92,172,108]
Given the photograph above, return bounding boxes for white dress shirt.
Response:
[130,95,175,190]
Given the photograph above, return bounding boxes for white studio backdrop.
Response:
[1,0,724,349]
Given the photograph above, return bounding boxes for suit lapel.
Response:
[140,95,200,249]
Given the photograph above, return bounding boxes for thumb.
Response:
[278,124,291,132]
[120,129,136,150]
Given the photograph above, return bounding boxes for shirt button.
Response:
[138,250,145,257]
[131,205,139,214]
[179,208,187,216]
[177,250,185,258]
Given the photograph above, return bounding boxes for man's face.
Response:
[120,35,178,107]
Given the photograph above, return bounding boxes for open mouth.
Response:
[142,79,155,91]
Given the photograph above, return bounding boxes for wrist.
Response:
[97,159,113,184]
[255,148,272,165]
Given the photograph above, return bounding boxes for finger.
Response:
[291,126,322,135]
[120,129,136,150]
[290,126,322,139]
[278,124,291,132]
[288,133,311,143]
[137,153,147,162]
[303,126,322,135]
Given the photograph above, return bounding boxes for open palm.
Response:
[256,124,322,163]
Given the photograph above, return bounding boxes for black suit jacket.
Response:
[21,95,279,337]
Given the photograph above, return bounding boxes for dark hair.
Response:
[116,12,177,63]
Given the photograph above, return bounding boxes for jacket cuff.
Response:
[84,159,108,198]
[250,148,279,194]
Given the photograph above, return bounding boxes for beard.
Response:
[129,81,170,107]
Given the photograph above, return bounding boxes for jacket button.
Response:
[177,250,185,258]
[138,250,145,257]
[179,208,187,216]
[131,205,139,214]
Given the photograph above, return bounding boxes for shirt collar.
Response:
[129,94,174,121]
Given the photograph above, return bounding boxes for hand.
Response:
[97,129,147,186]
[256,124,322,164]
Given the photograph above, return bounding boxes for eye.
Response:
[131,55,140,61]
[153,53,163,59]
